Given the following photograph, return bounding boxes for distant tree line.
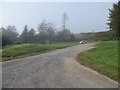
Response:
[0,20,75,46]
[1,1,119,46]
[75,31,116,41]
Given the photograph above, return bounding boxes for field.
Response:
[76,41,118,81]
[2,42,78,61]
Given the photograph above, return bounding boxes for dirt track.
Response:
[2,43,118,88]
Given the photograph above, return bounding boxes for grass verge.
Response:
[2,42,78,61]
[76,41,118,81]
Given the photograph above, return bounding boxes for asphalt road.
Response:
[2,43,118,88]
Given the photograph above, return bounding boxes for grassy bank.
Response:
[2,42,78,61]
[76,41,118,81]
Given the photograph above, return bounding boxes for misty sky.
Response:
[0,2,115,34]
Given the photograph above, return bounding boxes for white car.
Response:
[79,40,87,44]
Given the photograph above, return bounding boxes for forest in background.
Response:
[0,1,119,46]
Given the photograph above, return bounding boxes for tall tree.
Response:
[56,29,71,42]
[19,25,28,43]
[46,26,56,43]
[107,1,120,39]
[62,29,71,41]
[27,28,36,43]
[2,35,13,46]
[38,20,48,43]
[3,25,18,42]
[38,20,56,43]
[70,33,75,41]
[1,25,18,46]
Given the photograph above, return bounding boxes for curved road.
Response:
[2,43,118,88]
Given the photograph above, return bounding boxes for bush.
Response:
[2,35,13,46]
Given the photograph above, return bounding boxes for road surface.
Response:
[2,43,118,88]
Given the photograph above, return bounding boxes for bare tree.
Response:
[62,13,68,30]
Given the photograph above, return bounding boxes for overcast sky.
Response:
[0,2,115,34]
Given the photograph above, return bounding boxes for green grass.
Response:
[76,41,118,81]
[2,42,78,61]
